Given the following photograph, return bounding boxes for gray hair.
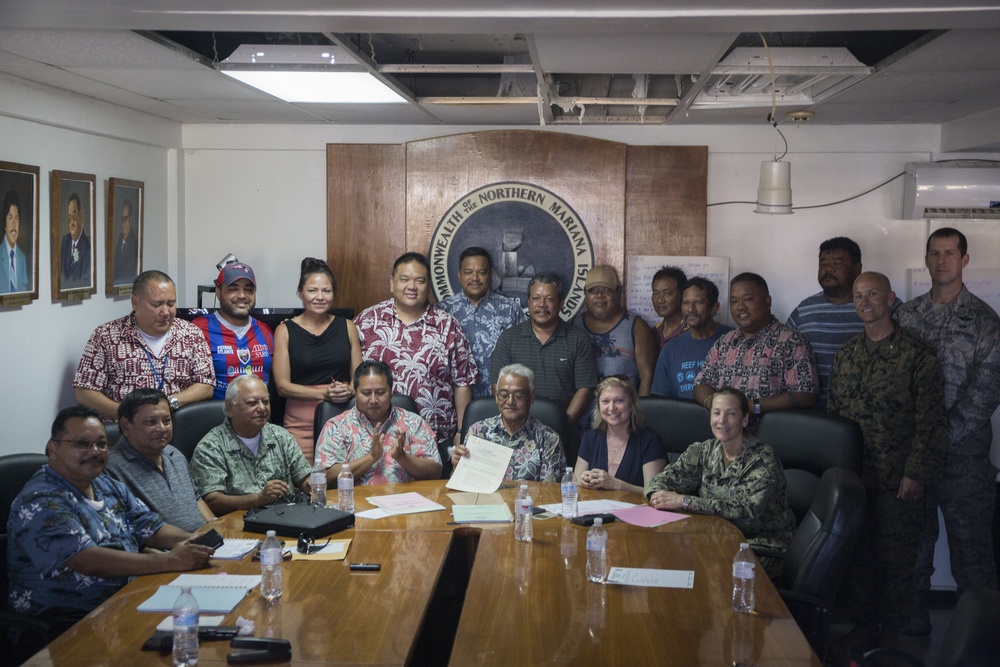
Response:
[225,374,265,409]
[497,363,535,392]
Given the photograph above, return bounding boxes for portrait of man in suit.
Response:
[60,191,91,290]
[112,194,139,285]
[1,188,30,294]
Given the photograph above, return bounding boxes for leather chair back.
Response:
[104,421,121,447]
[171,400,227,460]
[460,397,567,448]
[637,397,713,463]
[756,409,863,523]
[0,453,51,659]
[313,394,421,447]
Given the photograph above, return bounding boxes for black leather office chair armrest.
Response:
[859,648,925,667]
[0,609,52,634]
[751,546,786,563]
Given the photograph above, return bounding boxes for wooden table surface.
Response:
[22,530,452,666]
[24,480,820,666]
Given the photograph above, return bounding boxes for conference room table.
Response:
[24,480,821,666]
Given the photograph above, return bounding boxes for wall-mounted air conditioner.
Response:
[903,162,1000,219]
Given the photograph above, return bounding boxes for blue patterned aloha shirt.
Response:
[7,466,165,616]
[437,290,526,399]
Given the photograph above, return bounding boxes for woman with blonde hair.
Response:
[573,376,667,494]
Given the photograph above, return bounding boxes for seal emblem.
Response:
[429,182,595,320]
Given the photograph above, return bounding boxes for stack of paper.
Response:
[445,435,513,493]
[451,504,513,523]
[138,574,261,613]
[211,538,259,560]
[367,492,446,515]
[538,499,637,516]
[610,505,688,528]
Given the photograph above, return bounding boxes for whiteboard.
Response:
[905,266,1000,470]
[906,267,1000,315]
[626,256,731,327]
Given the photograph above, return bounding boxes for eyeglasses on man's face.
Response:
[496,391,530,403]
[53,438,110,452]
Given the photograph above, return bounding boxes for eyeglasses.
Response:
[54,439,110,452]
[496,391,530,403]
[587,287,614,297]
[297,534,331,554]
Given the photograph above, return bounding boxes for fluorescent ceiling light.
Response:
[219,44,407,104]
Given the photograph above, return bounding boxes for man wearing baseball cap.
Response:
[573,265,657,396]
[193,262,274,400]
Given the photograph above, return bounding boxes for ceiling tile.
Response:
[886,29,1000,74]
[66,66,268,100]
[533,33,734,74]
[0,29,205,69]
[163,99,326,122]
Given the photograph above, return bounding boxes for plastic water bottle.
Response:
[310,459,327,507]
[586,517,608,583]
[260,530,283,602]
[732,542,756,613]
[514,484,533,542]
[337,464,354,513]
[561,467,578,519]
[172,585,199,667]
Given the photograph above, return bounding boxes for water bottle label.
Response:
[174,612,198,628]
[338,477,354,491]
[260,548,283,566]
[733,561,755,579]
[515,499,531,515]
[587,535,607,551]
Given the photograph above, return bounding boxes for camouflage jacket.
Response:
[828,324,947,491]
[644,435,796,552]
[896,286,1000,448]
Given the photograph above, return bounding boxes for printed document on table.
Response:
[368,492,446,514]
[538,499,637,516]
[606,567,695,589]
[445,434,514,493]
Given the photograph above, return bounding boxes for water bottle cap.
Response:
[593,518,603,526]
[342,463,350,470]
[520,484,528,490]
[739,542,749,549]
[267,530,276,537]
[180,586,192,593]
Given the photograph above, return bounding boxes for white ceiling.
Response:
[2,1,1000,139]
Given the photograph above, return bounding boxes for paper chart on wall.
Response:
[626,256,731,327]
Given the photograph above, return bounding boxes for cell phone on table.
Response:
[191,528,225,550]
[570,513,617,527]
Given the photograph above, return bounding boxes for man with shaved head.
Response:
[828,271,947,644]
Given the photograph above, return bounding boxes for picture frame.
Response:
[0,160,40,307]
[50,170,97,300]
[105,178,144,295]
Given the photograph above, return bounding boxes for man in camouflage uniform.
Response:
[829,272,947,636]
[896,227,1000,632]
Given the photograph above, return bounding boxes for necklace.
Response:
[607,434,628,465]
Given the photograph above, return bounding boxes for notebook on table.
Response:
[243,502,355,539]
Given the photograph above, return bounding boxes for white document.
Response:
[167,574,262,590]
[606,567,695,589]
[157,615,225,631]
[211,538,259,560]
[538,499,637,516]
[445,434,514,493]
[356,507,392,520]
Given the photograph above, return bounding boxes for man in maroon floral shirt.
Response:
[354,252,477,465]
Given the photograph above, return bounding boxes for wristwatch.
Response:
[168,396,180,411]
[682,495,692,510]
[752,398,761,415]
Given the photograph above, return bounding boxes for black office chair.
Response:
[460,397,567,446]
[859,588,1000,667]
[171,400,227,460]
[755,409,864,523]
[0,453,54,663]
[772,466,866,660]
[313,394,421,447]
[637,397,713,463]
[104,420,121,447]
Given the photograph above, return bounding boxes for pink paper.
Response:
[611,505,689,528]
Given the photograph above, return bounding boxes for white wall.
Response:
[0,74,180,455]
[5,75,1000,458]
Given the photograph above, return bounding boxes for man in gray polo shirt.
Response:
[490,273,597,459]
[106,388,213,531]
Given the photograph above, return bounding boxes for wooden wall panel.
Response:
[406,131,627,281]
[327,144,405,312]
[625,146,707,262]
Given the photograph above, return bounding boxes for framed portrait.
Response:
[105,178,143,295]
[0,160,40,307]
[50,170,97,300]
